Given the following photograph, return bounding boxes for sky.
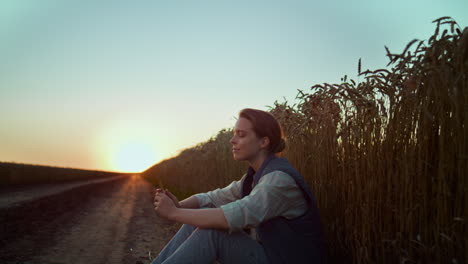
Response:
[0,0,467,173]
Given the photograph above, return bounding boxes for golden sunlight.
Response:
[93,117,162,172]
[112,141,157,173]
[111,141,157,173]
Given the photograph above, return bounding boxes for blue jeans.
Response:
[151,224,269,264]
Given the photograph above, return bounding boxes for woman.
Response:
[152,108,326,264]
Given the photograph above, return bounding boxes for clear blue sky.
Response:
[1,0,466,172]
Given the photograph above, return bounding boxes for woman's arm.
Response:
[154,192,229,230]
[195,177,244,208]
[170,207,229,230]
[157,189,200,209]
[159,176,243,209]
[179,195,200,209]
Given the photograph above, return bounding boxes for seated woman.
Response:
[152,108,326,264]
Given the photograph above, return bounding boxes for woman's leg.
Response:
[151,224,197,264]
[156,227,269,264]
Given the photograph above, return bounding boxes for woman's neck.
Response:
[248,152,270,172]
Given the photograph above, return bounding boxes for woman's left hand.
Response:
[154,192,177,220]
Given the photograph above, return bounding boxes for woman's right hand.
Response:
[156,188,180,208]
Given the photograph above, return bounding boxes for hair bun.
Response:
[274,138,286,153]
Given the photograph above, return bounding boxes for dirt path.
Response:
[0,175,127,209]
[0,175,178,264]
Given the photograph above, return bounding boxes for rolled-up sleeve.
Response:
[220,171,307,233]
[194,174,245,208]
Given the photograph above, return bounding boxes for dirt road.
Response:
[0,175,179,264]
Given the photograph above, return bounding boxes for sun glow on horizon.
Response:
[112,140,157,173]
[93,117,162,173]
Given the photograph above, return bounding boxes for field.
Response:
[142,17,467,263]
[0,162,124,186]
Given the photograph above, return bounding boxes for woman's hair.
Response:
[239,108,286,153]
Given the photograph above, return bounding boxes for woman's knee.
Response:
[177,223,197,234]
[180,223,196,229]
[192,228,231,242]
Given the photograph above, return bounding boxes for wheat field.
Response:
[143,17,467,263]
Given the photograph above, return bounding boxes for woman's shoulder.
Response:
[259,170,297,186]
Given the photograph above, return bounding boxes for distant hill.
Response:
[0,162,127,186]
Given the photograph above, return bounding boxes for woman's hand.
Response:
[161,188,180,208]
[154,191,178,220]
[153,188,228,229]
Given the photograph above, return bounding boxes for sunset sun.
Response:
[93,118,162,173]
[112,141,157,173]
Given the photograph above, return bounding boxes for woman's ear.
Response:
[260,137,270,149]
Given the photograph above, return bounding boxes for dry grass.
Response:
[142,17,467,263]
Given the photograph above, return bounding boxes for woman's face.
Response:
[230,117,267,162]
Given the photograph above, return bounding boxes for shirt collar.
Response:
[247,153,277,184]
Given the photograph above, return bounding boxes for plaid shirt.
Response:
[194,170,308,239]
